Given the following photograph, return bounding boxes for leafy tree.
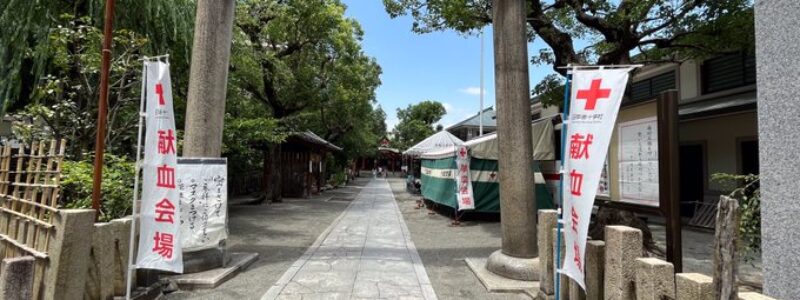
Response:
[231,0,383,201]
[393,100,446,150]
[10,15,148,159]
[384,0,754,107]
[0,0,195,112]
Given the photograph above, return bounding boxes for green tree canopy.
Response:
[392,100,446,150]
[384,0,754,71]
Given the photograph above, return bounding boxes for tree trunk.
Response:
[262,143,283,203]
[183,0,236,157]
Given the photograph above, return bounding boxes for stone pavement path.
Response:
[262,179,437,300]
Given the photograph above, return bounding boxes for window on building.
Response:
[739,139,759,175]
[627,71,676,103]
[701,53,756,94]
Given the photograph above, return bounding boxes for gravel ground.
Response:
[163,178,368,299]
[387,178,529,300]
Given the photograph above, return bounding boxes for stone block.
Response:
[635,257,675,300]
[675,273,713,300]
[569,278,586,300]
[0,256,35,300]
[86,217,134,300]
[603,225,642,300]
[43,209,96,300]
[585,240,605,300]
[537,209,558,295]
[738,292,777,300]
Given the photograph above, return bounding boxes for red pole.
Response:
[91,0,116,217]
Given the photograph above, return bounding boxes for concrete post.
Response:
[634,258,675,300]
[0,256,35,300]
[603,225,642,300]
[675,273,713,300]
[86,218,133,299]
[43,209,96,300]
[486,0,538,281]
[754,2,800,298]
[584,240,605,300]
[538,209,558,295]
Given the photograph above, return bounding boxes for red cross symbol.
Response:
[458,147,467,158]
[576,79,611,110]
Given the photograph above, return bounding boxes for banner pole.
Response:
[125,61,148,300]
[555,68,573,300]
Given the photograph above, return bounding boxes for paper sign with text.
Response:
[177,158,228,251]
[136,61,183,273]
[561,68,632,289]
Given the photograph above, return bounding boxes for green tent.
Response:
[420,119,556,213]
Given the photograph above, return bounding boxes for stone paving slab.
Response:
[263,179,437,300]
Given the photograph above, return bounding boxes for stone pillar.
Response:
[43,209,96,300]
[182,0,236,272]
[584,240,605,300]
[603,225,642,300]
[487,0,538,281]
[85,217,133,299]
[634,258,675,300]
[675,273,713,300]
[754,2,800,298]
[569,280,586,300]
[712,196,739,300]
[538,209,558,295]
[0,256,34,300]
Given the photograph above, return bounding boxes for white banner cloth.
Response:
[562,68,632,289]
[455,145,475,210]
[136,61,183,273]
[177,158,228,251]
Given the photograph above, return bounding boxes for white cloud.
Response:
[459,86,485,96]
[442,102,454,113]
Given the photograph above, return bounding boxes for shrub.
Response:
[61,154,135,222]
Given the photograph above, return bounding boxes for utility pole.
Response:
[91,0,116,219]
[181,0,236,273]
[479,28,485,136]
[485,0,539,281]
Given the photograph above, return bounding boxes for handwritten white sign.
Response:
[618,117,659,206]
[176,158,228,251]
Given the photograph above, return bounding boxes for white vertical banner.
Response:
[562,68,632,289]
[136,61,183,273]
[455,145,475,210]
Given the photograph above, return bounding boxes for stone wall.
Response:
[84,217,134,300]
[535,211,773,300]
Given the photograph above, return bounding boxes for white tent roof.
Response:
[421,118,555,160]
[403,131,464,157]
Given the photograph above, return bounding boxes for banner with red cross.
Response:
[136,61,183,272]
[561,67,632,289]
[455,145,475,210]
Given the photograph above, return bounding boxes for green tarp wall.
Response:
[421,157,555,213]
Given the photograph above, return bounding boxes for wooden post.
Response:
[712,195,739,300]
[657,91,682,272]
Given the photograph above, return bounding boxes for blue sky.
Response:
[342,0,559,130]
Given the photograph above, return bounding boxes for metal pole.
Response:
[555,68,572,300]
[479,28,485,136]
[91,0,116,217]
[125,61,148,300]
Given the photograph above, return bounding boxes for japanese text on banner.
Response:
[455,145,474,210]
[561,68,632,290]
[136,61,183,273]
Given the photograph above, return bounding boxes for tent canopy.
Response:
[403,131,464,157]
[422,118,555,160]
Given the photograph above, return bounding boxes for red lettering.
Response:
[569,133,593,160]
[157,129,176,155]
[571,207,579,233]
[570,169,584,196]
[155,83,166,106]
[155,198,175,223]
[573,242,583,271]
[152,232,174,259]
[156,165,176,188]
